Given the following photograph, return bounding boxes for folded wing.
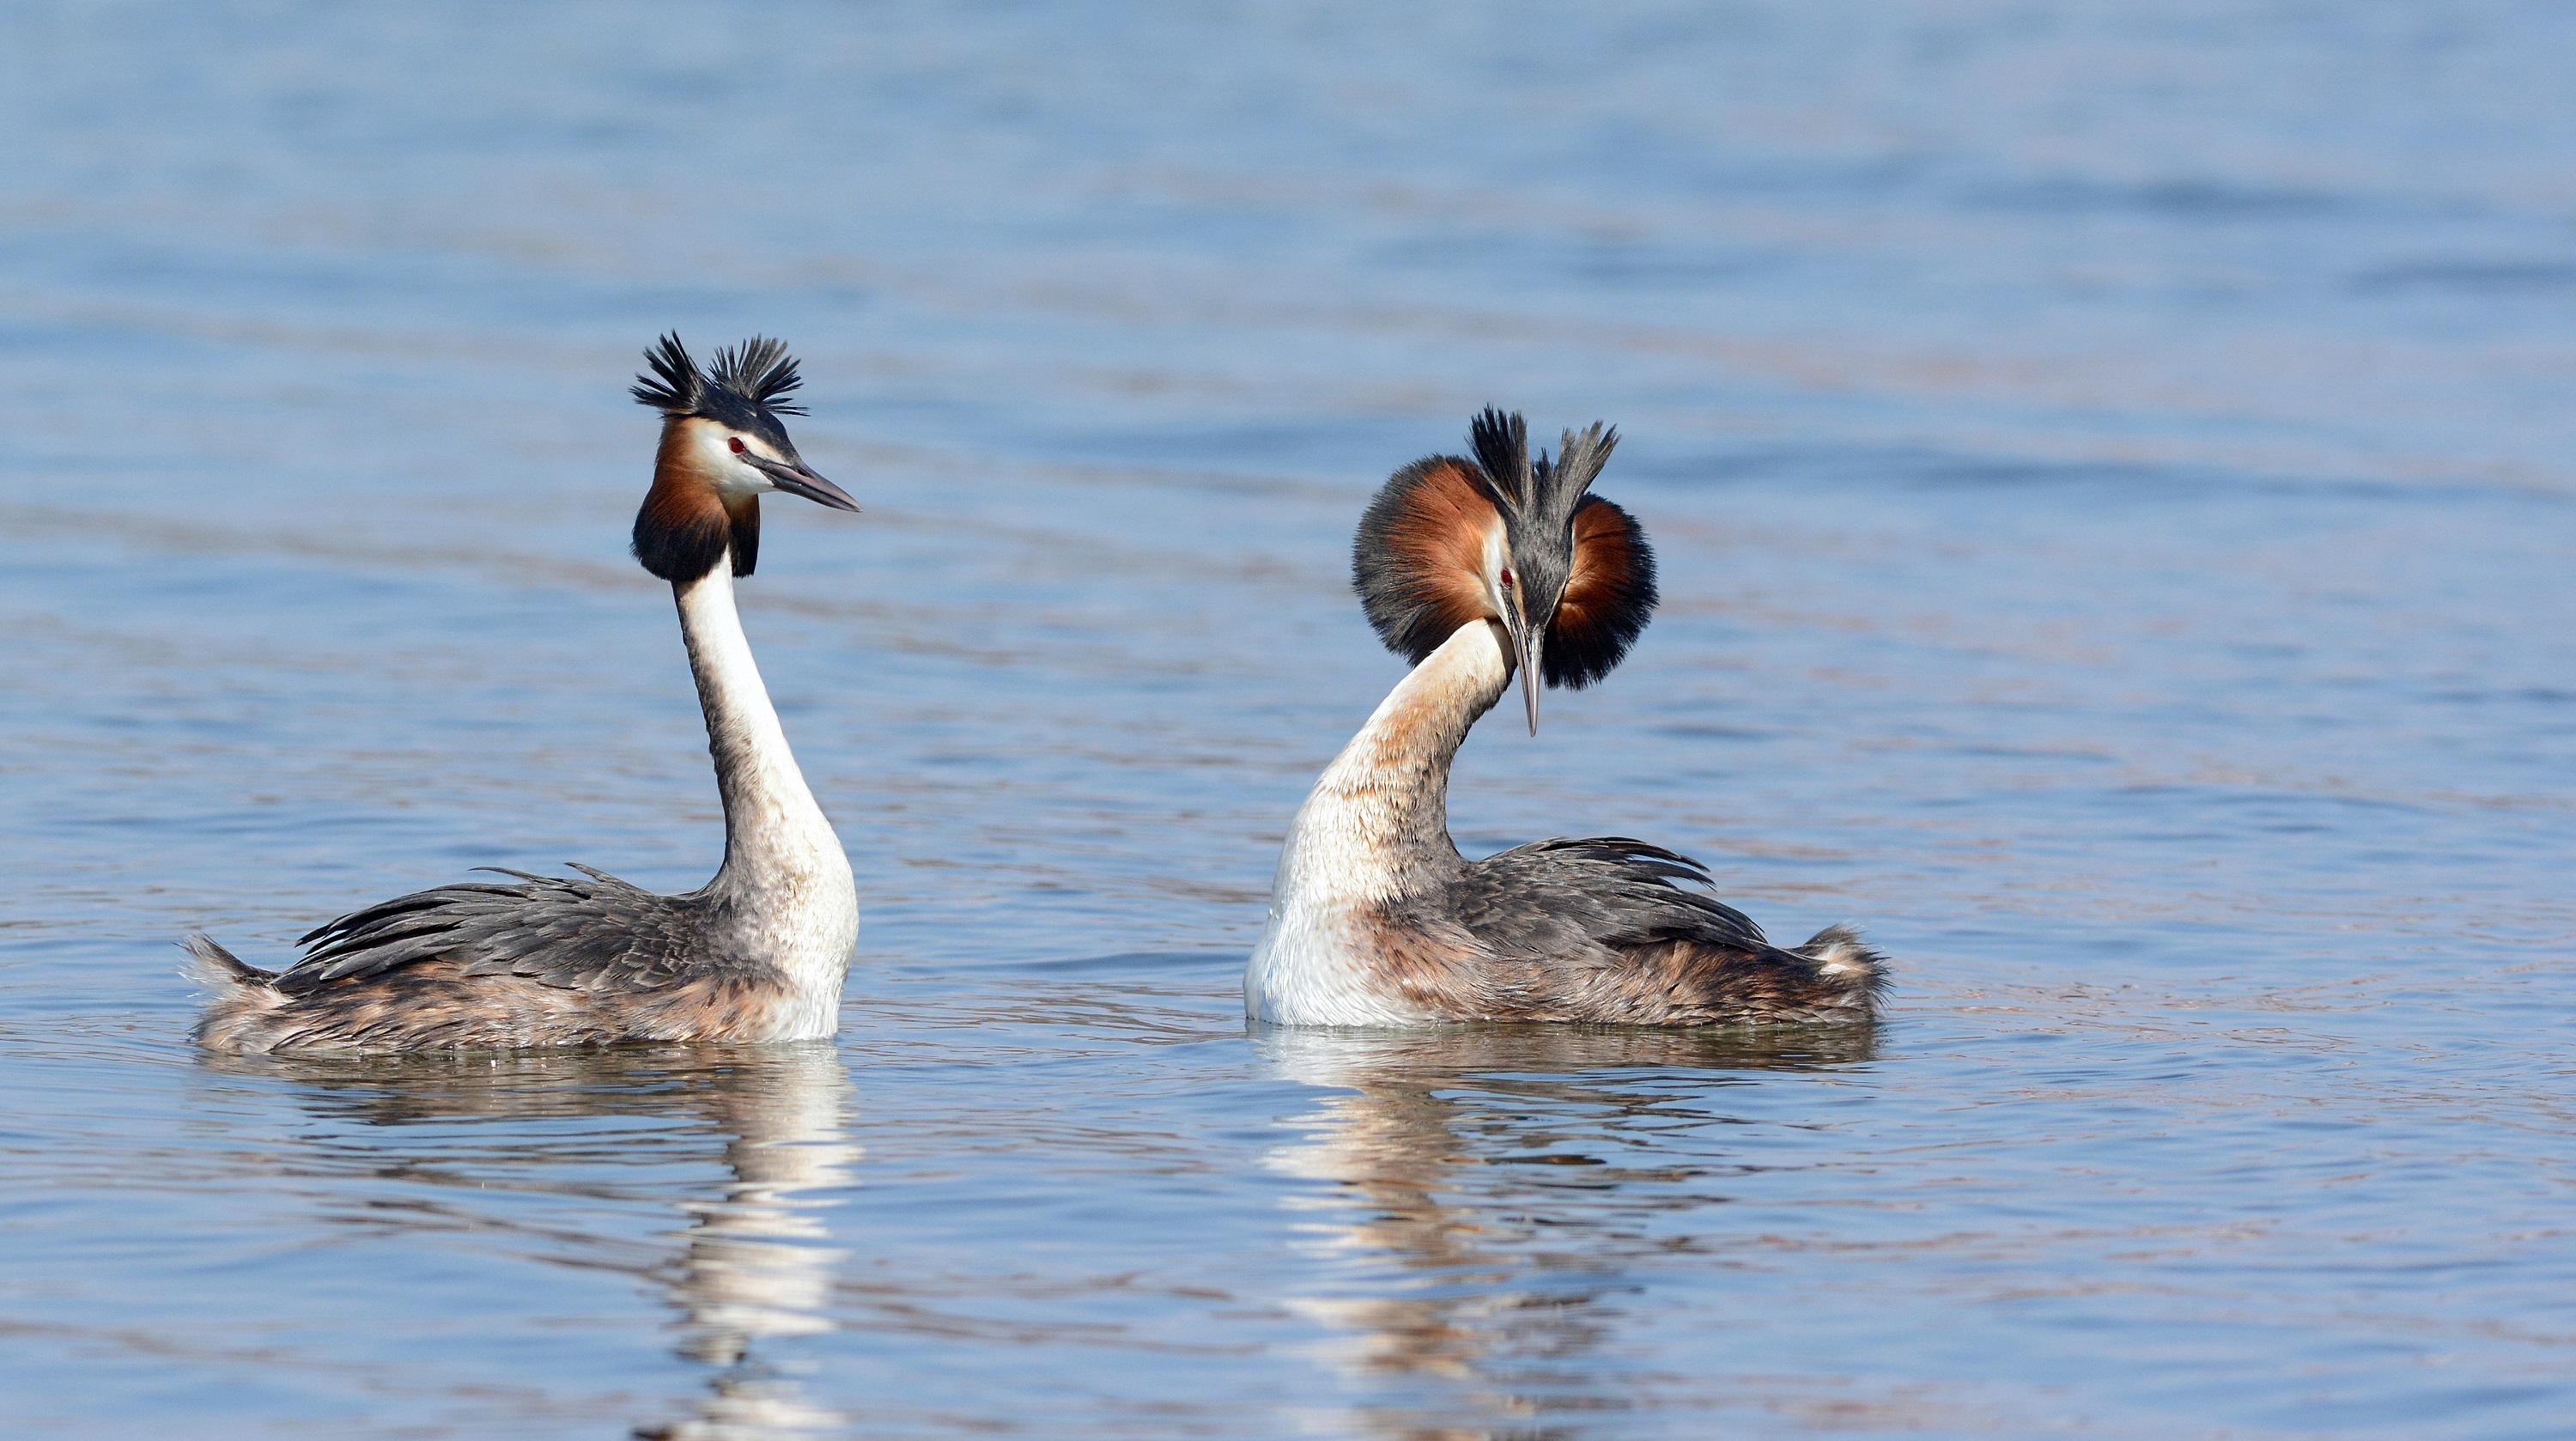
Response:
[278,865,714,997]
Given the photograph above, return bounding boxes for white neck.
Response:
[674,560,858,1021]
[1275,620,1511,910]
[1246,621,1511,1025]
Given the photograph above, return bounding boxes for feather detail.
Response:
[1354,457,1504,665]
[707,337,805,415]
[1546,495,1656,687]
[634,424,734,582]
[1355,410,1656,684]
[725,493,761,578]
[631,332,705,415]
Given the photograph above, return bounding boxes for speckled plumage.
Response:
[1382,840,1886,1024]
[187,868,816,1053]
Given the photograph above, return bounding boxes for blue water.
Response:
[4,3,2573,1436]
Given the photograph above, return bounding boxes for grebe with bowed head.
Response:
[1246,410,1888,1028]
[188,335,862,1053]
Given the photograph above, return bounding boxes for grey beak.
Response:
[1516,626,1544,736]
[749,454,860,512]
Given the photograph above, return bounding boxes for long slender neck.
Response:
[1274,620,1513,907]
[673,560,839,895]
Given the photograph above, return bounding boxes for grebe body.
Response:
[190,336,861,1054]
[1249,411,1887,1028]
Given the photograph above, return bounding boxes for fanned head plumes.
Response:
[629,332,828,584]
[1529,419,1654,688]
[708,336,806,416]
[1356,455,1501,666]
[1547,490,1655,687]
[1354,409,1658,688]
[1467,407,1533,510]
[630,333,706,415]
[633,332,806,432]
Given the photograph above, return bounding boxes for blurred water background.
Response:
[3,3,2573,1437]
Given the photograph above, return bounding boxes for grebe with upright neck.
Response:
[1246,410,1887,1028]
[189,335,862,1054]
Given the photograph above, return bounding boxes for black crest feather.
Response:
[1540,422,1619,510]
[1467,411,1622,532]
[708,336,806,416]
[632,331,805,429]
[1467,407,1530,509]
[631,333,705,415]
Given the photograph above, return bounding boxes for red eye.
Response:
[1499,567,1516,587]
[727,436,747,454]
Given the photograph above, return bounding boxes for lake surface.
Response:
[4,3,2573,1436]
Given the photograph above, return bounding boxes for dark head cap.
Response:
[632,332,806,450]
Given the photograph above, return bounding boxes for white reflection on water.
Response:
[206,1045,860,1441]
[1255,1026,1880,1438]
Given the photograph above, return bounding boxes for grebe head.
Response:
[1353,408,1657,733]
[629,333,858,583]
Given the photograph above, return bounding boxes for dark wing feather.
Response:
[1441,836,1771,959]
[279,867,708,997]
[1408,837,1879,1025]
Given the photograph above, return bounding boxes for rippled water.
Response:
[5,3,2574,1437]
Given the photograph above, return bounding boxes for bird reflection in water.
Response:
[1253,1025,1879,1438]
[204,1043,858,1440]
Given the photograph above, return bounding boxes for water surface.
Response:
[3,3,2573,1437]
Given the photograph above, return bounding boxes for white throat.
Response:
[674,560,859,1028]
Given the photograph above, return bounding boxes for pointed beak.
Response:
[749,454,860,512]
[1514,621,1544,736]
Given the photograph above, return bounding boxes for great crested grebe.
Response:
[1246,410,1888,1028]
[188,335,862,1054]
